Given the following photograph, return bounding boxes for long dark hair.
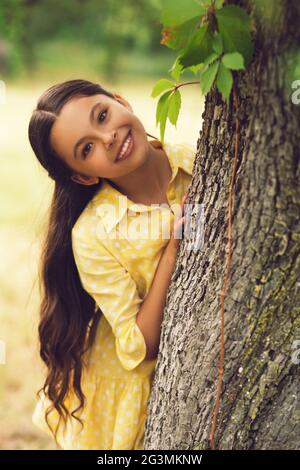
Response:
[28,79,121,445]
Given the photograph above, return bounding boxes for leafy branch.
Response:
[151,0,254,143]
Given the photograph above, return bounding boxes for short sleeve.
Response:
[71,226,147,371]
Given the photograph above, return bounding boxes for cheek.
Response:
[89,154,113,174]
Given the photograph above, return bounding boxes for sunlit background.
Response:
[0,0,204,449]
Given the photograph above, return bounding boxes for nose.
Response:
[101,130,117,149]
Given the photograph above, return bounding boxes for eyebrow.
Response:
[73,102,102,159]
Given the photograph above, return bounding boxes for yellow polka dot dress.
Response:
[32,139,196,449]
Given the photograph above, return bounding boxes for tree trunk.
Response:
[144,0,300,450]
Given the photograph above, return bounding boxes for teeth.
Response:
[120,138,130,156]
[117,133,131,160]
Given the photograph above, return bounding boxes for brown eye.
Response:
[82,143,92,158]
[81,110,107,158]
[98,110,107,122]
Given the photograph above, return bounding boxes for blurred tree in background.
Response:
[0,0,174,83]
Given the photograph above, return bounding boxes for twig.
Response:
[209,84,240,450]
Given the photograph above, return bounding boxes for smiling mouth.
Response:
[115,130,134,162]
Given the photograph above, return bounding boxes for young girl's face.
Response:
[50,93,151,185]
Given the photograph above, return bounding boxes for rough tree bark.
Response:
[144,0,300,450]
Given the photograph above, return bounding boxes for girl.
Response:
[28,79,195,450]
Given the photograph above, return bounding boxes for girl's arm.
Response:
[136,194,187,360]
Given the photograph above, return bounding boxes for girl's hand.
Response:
[167,192,188,258]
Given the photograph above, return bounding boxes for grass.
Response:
[0,75,203,449]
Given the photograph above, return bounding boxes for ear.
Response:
[71,174,100,185]
[113,93,133,112]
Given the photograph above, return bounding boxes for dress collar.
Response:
[91,139,194,234]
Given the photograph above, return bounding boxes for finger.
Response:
[182,193,188,205]
[174,216,185,237]
[180,194,188,215]
[175,215,185,226]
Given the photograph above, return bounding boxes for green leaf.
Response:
[160,0,206,27]
[188,63,205,76]
[156,90,172,126]
[217,4,251,24]
[178,23,214,69]
[151,79,174,98]
[168,89,181,126]
[198,0,223,7]
[169,56,183,81]
[161,16,200,51]
[212,32,223,54]
[215,0,224,8]
[216,62,233,103]
[222,52,245,70]
[204,52,220,67]
[156,90,172,143]
[216,5,253,66]
[200,60,220,96]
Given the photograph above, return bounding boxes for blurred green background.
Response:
[0,0,203,449]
